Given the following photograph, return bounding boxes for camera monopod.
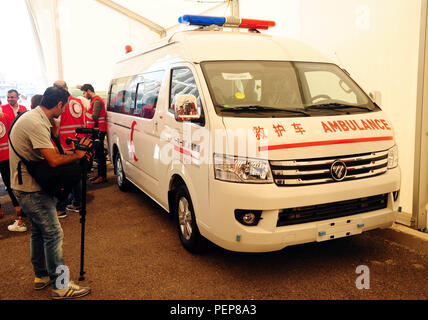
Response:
[66,127,100,281]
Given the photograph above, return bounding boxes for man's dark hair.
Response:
[80,84,94,92]
[8,89,19,96]
[31,94,43,109]
[40,86,70,109]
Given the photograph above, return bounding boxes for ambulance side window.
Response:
[135,71,164,120]
[169,68,204,124]
[124,75,143,116]
[107,83,115,112]
[108,77,131,115]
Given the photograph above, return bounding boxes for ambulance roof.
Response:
[168,30,332,63]
[114,29,333,77]
[122,29,332,63]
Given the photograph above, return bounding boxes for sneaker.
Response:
[66,204,81,213]
[52,281,91,300]
[8,220,27,232]
[57,211,67,219]
[34,276,50,290]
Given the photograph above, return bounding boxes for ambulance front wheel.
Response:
[175,185,208,253]
[115,152,131,191]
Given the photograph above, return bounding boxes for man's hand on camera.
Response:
[74,137,93,159]
[85,150,94,162]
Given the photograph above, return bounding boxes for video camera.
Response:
[65,128,101,153]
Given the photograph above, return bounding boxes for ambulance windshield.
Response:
[200,61,380,118]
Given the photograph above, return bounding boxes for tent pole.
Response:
[24,0,49,87]
[94,0,166,37]
[231,0,240,18]
[53,0,64,80]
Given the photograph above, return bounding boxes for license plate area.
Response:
[316,218,363,242]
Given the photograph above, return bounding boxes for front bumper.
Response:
[202,167,400,252]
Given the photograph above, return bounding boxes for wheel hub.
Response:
[178,197,192,240]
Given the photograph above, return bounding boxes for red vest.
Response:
[0,104,27,161]
[0,115,9,162]
[86,96,106,132]
[59,96,86,149]
[2,104,27,127]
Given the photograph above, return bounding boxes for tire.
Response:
[115,153,131,191]
[175,185,208,253]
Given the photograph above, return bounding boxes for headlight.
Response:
[214,153,273,183]
[387,145,398,169]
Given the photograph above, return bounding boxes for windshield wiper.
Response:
[219,105,311,116]
[305,103,373,112]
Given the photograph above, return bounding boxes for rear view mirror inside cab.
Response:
[174,94,200,121]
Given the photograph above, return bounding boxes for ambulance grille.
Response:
[270,150,388,186]
[277,193,388,226]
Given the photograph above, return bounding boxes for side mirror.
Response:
[174,94,201,121]
[369,91,382,105]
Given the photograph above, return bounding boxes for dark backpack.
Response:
[8,110,82,199]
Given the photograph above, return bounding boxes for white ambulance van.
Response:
[106,15,401,253]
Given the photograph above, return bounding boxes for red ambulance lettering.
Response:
[374,119,385,130]
[322,121,333,133]
[337,121,349,131]
[253,126,267,140]
[360,120,372,130]
[322,119,391,133]
[345,120,358,131]
[366,119,380,130]
[381,119,391,130]
[352,120,365,131]
[327,121,342,132]
[292,123,306,135]
[273,124,286,137]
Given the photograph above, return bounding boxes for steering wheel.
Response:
[311,94,332,103]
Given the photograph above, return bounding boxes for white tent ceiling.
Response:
[22,0,300,92]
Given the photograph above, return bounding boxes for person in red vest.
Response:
[53,81,86,150]
[3,89,27,127]
[53,80,87,216]
[1,89,28,231]
[80,84,107,184]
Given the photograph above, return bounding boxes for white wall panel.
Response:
[298,0,422,215]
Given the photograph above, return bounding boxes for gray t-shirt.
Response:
[9,107,55,192]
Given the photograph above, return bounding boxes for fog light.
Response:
[243,213,256,225]
[235,210,262,226]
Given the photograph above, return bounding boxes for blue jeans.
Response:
[14,190,68,289]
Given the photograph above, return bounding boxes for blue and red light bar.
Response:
[178,15,275,30]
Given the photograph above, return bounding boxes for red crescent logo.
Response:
[131,121,138,162]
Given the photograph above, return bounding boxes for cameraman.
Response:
[9,86,92,299]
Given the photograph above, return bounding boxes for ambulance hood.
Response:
[219,111,396,160]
